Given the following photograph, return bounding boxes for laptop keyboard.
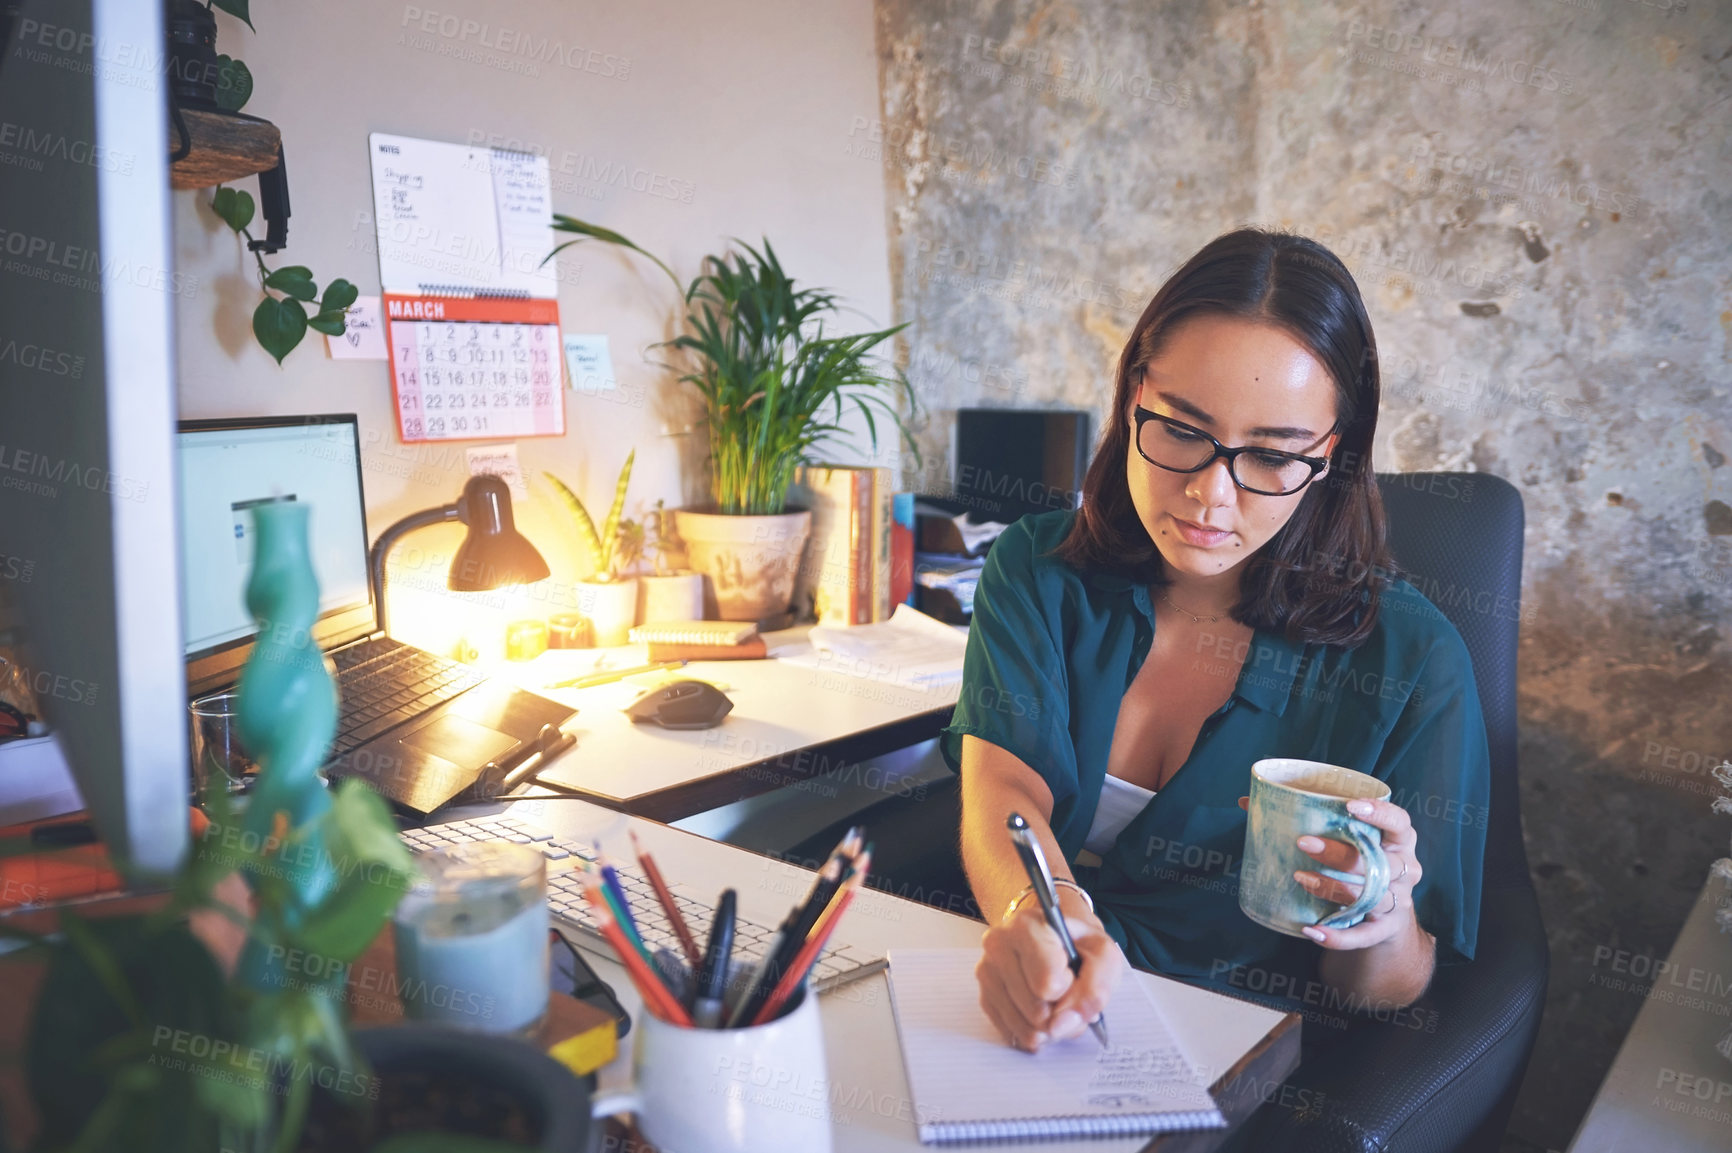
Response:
[401,815,888,994]
[328,638,484,757]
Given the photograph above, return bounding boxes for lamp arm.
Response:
[369,504,460,636]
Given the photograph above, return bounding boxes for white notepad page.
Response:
[367,133,556,298]
[887,948,1227,1144]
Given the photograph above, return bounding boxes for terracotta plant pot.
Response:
[574,578,639,646]
[674,509,812,622]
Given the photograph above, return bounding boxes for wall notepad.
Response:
[368,132,564,443]
[886,948,1226,1144]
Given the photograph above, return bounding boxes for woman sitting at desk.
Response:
[952,228,1491,1052]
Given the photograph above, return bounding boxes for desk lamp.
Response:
[369,474,550,635]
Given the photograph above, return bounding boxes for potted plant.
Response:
[546,452,641,646]
[637,499,705,623]
[544,219,919,622]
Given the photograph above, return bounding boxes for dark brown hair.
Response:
[1053,228,1396,647]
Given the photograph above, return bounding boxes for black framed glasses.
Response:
[1133,407,1336,496]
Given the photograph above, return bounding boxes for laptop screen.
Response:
[178,416,374,661]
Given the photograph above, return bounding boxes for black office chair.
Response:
[785,472,1548,1153]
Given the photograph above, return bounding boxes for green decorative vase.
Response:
[234,499,340,991]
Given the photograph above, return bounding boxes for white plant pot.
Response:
[674,509,812,622]
[638,572,706,624]
[574,578,639,646]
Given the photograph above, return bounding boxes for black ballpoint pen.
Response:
[693,889,736,1027]
[1007,812,1109,1048]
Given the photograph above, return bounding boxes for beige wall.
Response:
[174,0,892,654]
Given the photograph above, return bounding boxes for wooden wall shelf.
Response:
[169,107,281,190]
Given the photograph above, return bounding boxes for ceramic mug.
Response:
[1240,758,1392,936]
[590,981,833,1153]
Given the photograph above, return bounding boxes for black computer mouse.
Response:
[623,679,734,730]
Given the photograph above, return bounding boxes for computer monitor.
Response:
[952,408,1092,524]
[179,416,378,696]
[0,0,189,877]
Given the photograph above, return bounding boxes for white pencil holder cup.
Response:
[590,981,832,1153]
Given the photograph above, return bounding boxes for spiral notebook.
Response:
[886,949,1227,1145]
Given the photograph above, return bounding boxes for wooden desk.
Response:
[1568,867,1732,1153]
[457,794,1300,1152]
[487,629,958,822]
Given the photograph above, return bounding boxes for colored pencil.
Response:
[595,844,640,937]
[577,858,653,967]
[547,659,685,690]
[726,828,862,1027]
[631,829,703,969]
[726,862,834,1027]
[579,878,693,1026]
[751,857,868,1027]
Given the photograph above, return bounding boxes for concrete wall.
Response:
[173,0,892,656]
[871,0,1730,1147]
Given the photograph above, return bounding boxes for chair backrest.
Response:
[1374,472,1530,887]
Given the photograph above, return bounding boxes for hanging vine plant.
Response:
[210,185,357,364]
[186,0,356,365]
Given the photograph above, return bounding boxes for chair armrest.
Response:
[1227,881,1548,1153]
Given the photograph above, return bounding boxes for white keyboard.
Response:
[400,815,888,993]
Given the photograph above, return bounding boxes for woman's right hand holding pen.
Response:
[976,886,1127,1053]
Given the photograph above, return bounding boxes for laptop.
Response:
[179,414,575,817]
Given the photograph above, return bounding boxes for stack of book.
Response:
[628,620,765,661]
[790,465,913,627]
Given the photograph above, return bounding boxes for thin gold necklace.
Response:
[1159,589,1225,624]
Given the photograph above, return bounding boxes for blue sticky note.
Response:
[563,334,615,393]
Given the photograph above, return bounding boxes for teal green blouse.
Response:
[942,509,1491,994]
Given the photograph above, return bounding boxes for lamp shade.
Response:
[448,474,550,591]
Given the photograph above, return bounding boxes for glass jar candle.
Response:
[392,841,550,1035]
[505,618,549,661]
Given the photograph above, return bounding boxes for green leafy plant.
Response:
[546,218,920,515]
[210,185,357,365]
[545,450,637,581]
[205,0,256,112]
[10,777,422,1153]
[194,2,352,365]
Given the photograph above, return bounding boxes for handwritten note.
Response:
[466,443,529,502]
[562,334,615,392]
[368,133,556,298]
[488,149,556,296]
[325,295,387,360]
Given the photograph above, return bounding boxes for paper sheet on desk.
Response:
[785,603,967,689]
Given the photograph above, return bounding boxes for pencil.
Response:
[547,659,685,690]
[751,856,868,1027]
[577,858,653,967]
[726,828,862,1027]
[595,844,640,937]
[580,879,693,1026]
[631,829,703,970]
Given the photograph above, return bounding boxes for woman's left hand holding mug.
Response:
[1236,794,1423,949]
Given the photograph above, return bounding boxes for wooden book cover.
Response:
[870,468,893,622]
[791,465,872,626]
